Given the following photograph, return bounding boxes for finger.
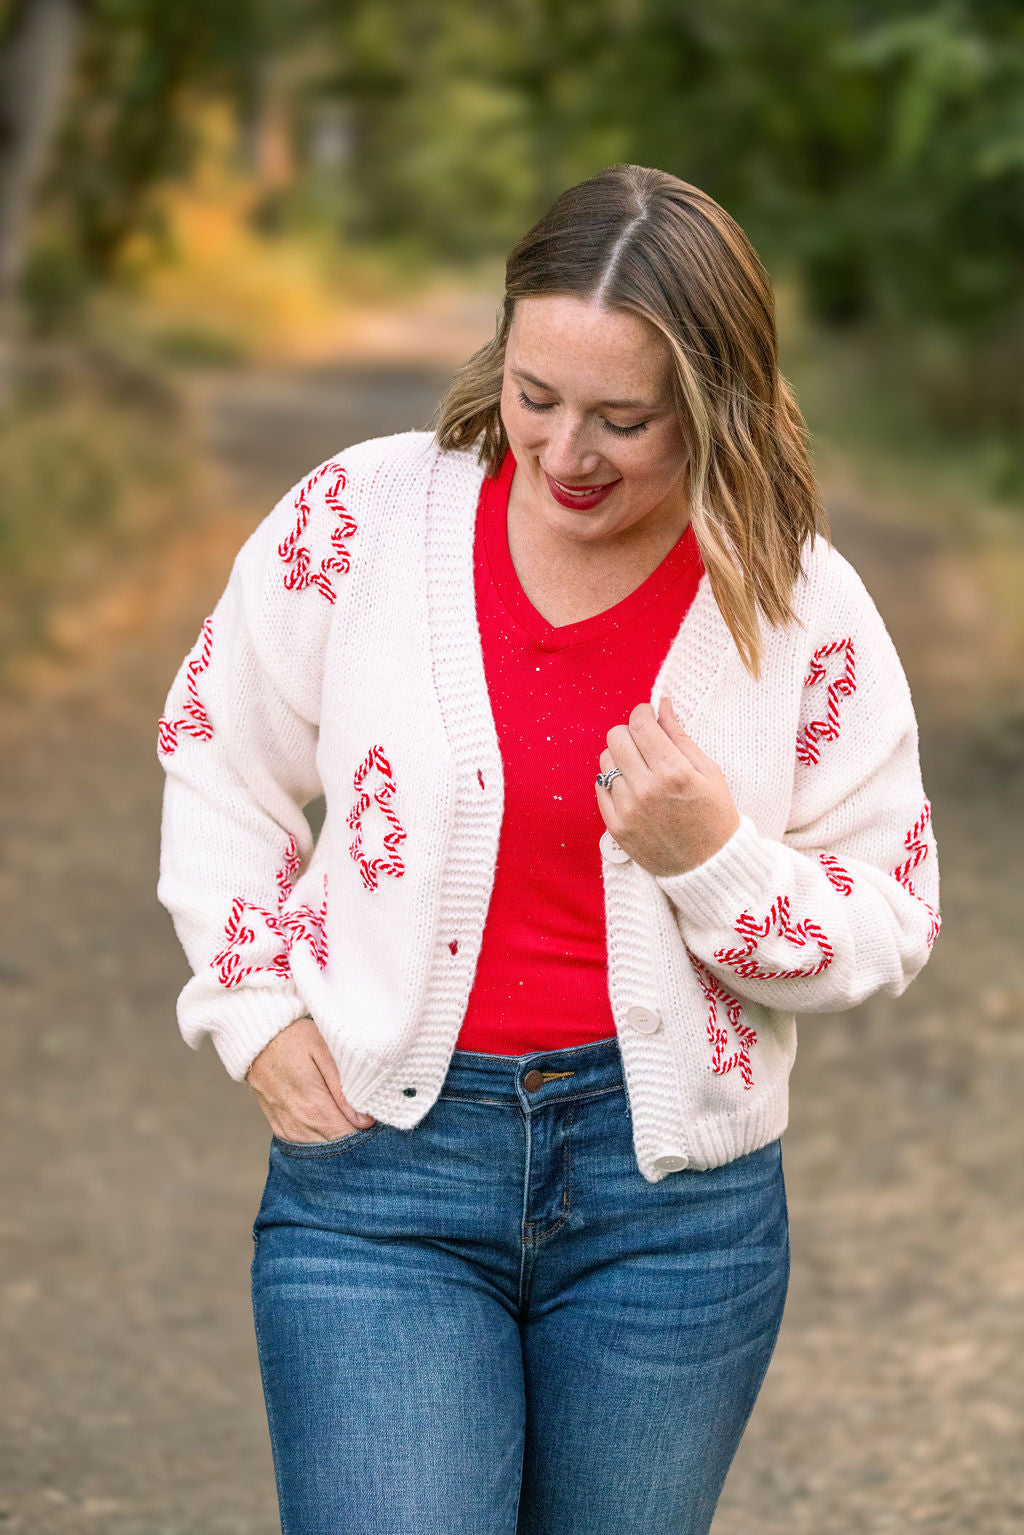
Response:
[604,721,649,786]
[656,695,717,774]
[626,701,692,774]
[596,746,625,795]
[598,734,643,811]
[273,1105,361,1144]
[311,1048,375,1129]
[595,747,631,831]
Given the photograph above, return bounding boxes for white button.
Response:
[600,830,630,864]
[653,1154,689,1172]
[625,1004,662,1035]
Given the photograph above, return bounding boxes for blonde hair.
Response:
[433,164,827,677]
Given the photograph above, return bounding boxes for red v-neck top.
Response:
[455,448,704,1056]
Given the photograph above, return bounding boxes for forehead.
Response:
[507,294,672,397]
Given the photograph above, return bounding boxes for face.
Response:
[500,294,690,545]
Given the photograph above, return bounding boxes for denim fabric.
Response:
[251,1036,789,1535]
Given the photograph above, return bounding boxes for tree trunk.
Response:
[0,0,82,403]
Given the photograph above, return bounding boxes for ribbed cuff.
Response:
[199,982,310,1082]
[656,815,776,927]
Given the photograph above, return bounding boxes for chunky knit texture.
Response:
[156,431,940,1183]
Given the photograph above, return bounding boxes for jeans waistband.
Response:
[442,1035,623,1107]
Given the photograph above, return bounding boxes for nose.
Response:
[542,416,602,481]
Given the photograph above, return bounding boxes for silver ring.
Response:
[596,768,622,789]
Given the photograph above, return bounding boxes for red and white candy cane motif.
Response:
[891,799,941,949]
[275,834,302,907]
[277,461,356,605]
[346,745,407,892]
[797,637,856,766]
[279,875,329,970]
[688,953,757,1088]
[158,616,214,755]
[212,839,329,989]
[715,894,834,980]
[212,898,290,989]
[819,852,854,896]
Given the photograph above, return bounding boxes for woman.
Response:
[157,164,939,1534]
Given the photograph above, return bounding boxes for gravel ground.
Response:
[0,364,1021,1534]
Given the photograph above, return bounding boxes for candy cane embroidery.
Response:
[797,638,856,766]
[277,460,356,605]
[819,852,854,896]
[275,834,302,906]
[891,799,941,949]
[688,953,757,1088]
[158,616,214,755]
[212,836,328,988]
[280,875,329,970]
[346,745,407,892]
[715,895,834,980]
[212,898,290,989]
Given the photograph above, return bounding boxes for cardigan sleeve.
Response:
[656,560,940,1015]
[155,454,350,1080]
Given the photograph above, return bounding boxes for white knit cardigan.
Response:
[156,430,940,1183]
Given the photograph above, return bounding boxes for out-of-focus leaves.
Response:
[7,0,1022,453]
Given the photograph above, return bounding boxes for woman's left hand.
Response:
[596,697,741,877]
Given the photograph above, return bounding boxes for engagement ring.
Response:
[596,768,623,789]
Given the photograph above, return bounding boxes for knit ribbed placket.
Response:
[381,447,507,1116]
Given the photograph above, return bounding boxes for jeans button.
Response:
[522,1069,544,1092]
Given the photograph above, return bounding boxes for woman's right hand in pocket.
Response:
[244,1017,376,1143]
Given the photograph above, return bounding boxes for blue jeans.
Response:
[251,1036,789,1535]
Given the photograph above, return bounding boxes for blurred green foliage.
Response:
[310,1,1024,335]
[6,0,1024,478]
[23,1,1019,322]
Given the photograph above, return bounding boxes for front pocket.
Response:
[271,1120,388,1159]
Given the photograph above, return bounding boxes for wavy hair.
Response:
[433,164,827,677]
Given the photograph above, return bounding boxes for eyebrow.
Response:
[511,368,660,413]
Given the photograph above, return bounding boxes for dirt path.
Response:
[1,364,1021,1534]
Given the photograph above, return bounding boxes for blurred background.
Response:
[0,2,1021,1531]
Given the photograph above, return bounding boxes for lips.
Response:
[544,471,620,511]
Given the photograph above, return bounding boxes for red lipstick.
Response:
[544,471,620,511]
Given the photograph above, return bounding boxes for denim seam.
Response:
[704,1226,791,1526]
[522,1102,576,1249]
[271,1121,388,1160]
[437,1093,520,1107]
[251,1245,293,1535]
[441,1083,622,1109]
[518,1108,532,1313]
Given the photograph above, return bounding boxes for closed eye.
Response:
[517,389,554,414]
[516,390,649,438]
[603,418,648,438]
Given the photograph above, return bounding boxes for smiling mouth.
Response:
[549,476,619,495]
[542,471,621,510]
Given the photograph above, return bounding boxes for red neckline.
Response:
[481,448,703,652]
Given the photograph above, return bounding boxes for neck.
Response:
[504,473,692,625]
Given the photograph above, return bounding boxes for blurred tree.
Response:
[311,0,1024,333]
[0,0,83,391]
[3,0,1020,449]
[304,0,1023,450]
[53,0,286,278]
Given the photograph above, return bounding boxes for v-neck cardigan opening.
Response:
[371,439,737,1177]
